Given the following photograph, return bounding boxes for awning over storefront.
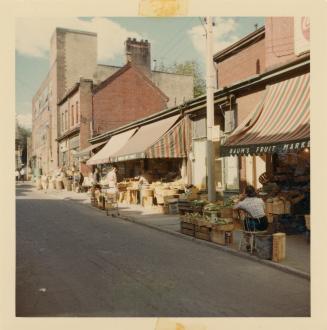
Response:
[73,141,106,160]
[110,115,180,162]
[221,73,310,156]
[87,128,137,165]
[146,118,187,158]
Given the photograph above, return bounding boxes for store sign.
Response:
[116,152,145,162]
[294,17,310,55]
[221,140,310,156]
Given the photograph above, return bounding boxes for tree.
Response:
[156,60,206,98]
[16,119,31,166]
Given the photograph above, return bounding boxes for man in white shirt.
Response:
[107,166,118,190]
[233,185,268,231]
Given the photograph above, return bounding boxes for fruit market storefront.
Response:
[221,72,310,242]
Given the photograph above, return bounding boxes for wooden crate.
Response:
[182,228,195,236]
[181,222,195,230]
[142,196,153,207]
[267,214,274,223]
[213,223,234,231]
[195,225,211,234]
[272,233,286,262]
[142,189,154,197]
[195,231,211,241]
[168,202,179,214]
[210,230,226,245]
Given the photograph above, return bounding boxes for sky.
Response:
[15,16,265,129]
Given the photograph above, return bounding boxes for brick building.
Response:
[32,28,194,177]
[92,62,169,134]
[215,17,310,192]
[84,17,309,194]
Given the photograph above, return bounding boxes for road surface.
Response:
[16,184,310,316]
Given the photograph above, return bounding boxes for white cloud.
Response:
[16,17,142,63]
[188,17,240,58]
[17,113,32,129]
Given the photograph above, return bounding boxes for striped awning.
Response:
[73,141,106,160]
[110,115,180,162]
[221,73,310,156]
[87,128,137,165]
[146,118,187,158]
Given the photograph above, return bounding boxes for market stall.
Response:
[218,72,310,259]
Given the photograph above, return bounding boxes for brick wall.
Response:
[216,38,265,88]
[93,66,168,134]
[265,17,296,70]
[235,88,266,125]
[63,30,97,93]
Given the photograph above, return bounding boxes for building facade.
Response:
[214,17,310,191]
[31,30,194,177]
[92,63,169,134]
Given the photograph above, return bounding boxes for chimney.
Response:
[125,38,151,77]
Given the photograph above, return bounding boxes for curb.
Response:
[27,185,310,281]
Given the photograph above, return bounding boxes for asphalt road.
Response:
[16,184,310,317]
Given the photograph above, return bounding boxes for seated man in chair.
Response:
[234,185,268,232]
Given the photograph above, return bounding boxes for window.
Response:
[76,101,79,124]
[71,105,74,126]
[256,59,261,74]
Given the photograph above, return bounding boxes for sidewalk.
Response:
[29,183,310,278]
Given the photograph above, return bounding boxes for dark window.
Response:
[256,59,261,74]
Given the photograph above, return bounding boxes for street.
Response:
[16,184,310,317]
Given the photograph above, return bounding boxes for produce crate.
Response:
[210,230,226,245]
[181,222,195,230]
[180,221,195,237]
[168,202,179,214]
[178,200,193,214]
[194,223,211,241]
[210,230,234,246]
[213,223,234,231]
[195,225,211,234]
[195,231,211,241]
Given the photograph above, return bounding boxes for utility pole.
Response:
[205,16,216,202]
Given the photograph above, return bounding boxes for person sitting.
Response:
[233,185,268,232]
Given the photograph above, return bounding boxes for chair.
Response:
[237,209,268,254]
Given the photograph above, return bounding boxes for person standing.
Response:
[107,166,118,190]
[93,168,100,186]
[15,169,20,182]
[20,167,25,183]
[78,171,84,192]
[106,166,118,203]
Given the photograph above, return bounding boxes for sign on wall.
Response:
[294,17,310,55]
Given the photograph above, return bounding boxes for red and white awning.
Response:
[146,118,187,158]
[221,73,310,156]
